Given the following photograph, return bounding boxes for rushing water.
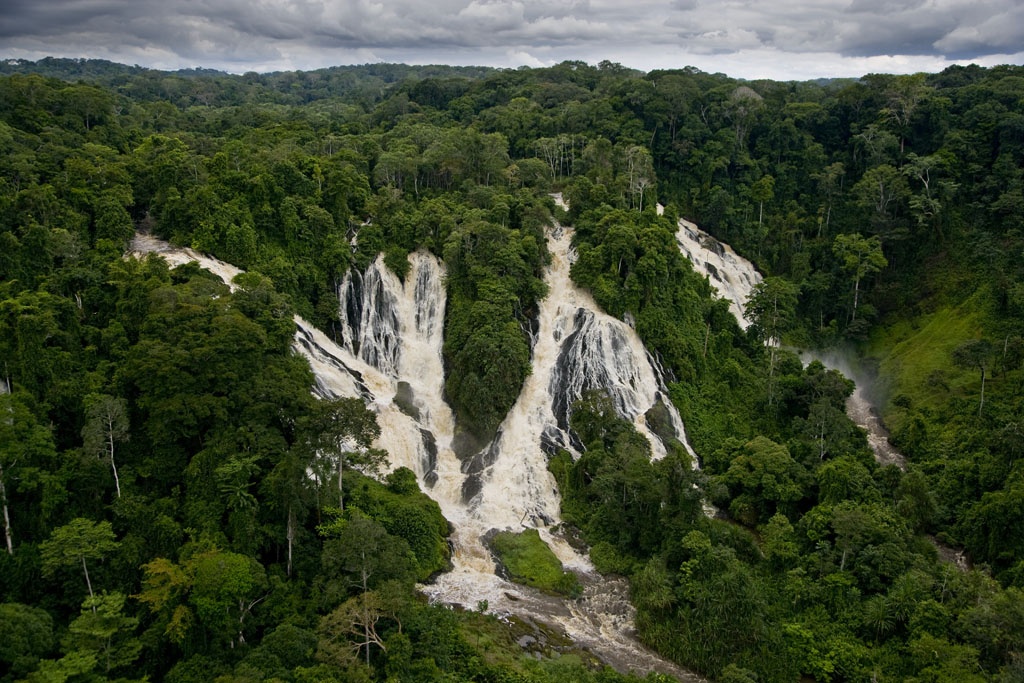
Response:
[666,218,904,469]
[419,216,702,680]
[792,348,907,470]
[674,217,762,329]
[130,207,937,678]
[131,236,469,533]
[128,232,705,681]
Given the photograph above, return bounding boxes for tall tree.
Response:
[952,339,994,416]
[63,592,142,676]
[0,390,58,555]
[744,276,799,401]
[40,518,118,603]
[744,276,799,348]
[750,174,775,229]
[319,591,396,668]
[137,547,268,650]
[880,73,931,154]
[81,393,129,498]
[814,162,845,237]
[852,164,910,242]
[307,397,383,511]
[319,517,414,664]
[832,233,887,321]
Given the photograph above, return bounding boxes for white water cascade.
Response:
[416,213,701,680]
[331,253,460,488]
[462,220,695,528]
[674,217,762,328]
[128,232,703,681]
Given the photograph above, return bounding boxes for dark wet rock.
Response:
[394,381,420,419]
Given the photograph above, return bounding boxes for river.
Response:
[673,222,969,572]
[665,215,908,472]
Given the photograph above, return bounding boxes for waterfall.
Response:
[127,232,705,681]
[128,236,458,496]
[418,218,702,681]
[459,220,694,538]
[674,217,762,328]
[334,253,458,486]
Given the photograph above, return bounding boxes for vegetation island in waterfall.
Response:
[1,56,1023,682]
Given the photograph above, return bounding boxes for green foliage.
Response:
[3,57,1024,683]
[317,471,450,589]
[869,295,984,423]
[653,530,785,679]
[344,469,450,580]
[39,518,118,601]
[489,529,581,597]
[442,214,548,441]
[80,393,129,498]
[559,392,698,560]
[760,513,799,571]
[0,603,55,679]
[63,592,141,676]
[305,396,383,511]
[589,541,638,575]
[714,436,807,526]
[137,545,268,651]
[318,512,417,609]
[832,233,887,324]
[744,277,799,347]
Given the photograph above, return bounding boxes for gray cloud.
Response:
[934,3,1024,58]
[663,0,997,58]
[1,0,1022,79]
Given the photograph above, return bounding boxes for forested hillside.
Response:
[1,57,1022,682]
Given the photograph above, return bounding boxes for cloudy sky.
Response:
[2,0,1023,80]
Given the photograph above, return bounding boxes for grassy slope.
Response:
[867,288,986,433]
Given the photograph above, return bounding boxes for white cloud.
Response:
[680,28,765,55]
[518,15,614,42]
[506,48,547,67]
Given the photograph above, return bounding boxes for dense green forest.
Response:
[1,56,1023,682]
